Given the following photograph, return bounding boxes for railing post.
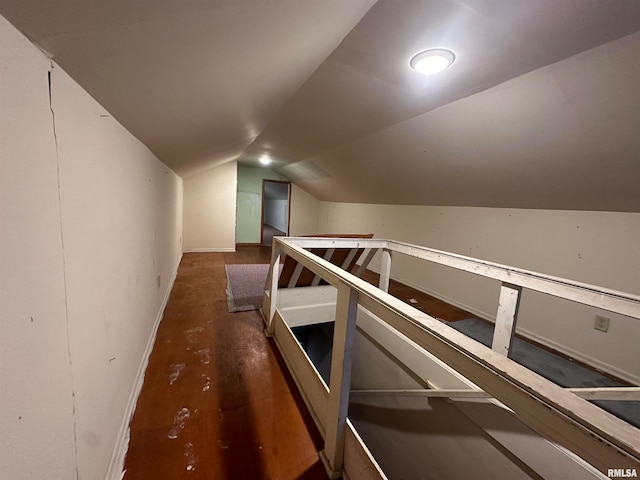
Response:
[263,242,282,335]
[379,248,392,293]
[321,283,359,478]
[492,282,522,356]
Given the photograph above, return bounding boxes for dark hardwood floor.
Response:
[121,246,474,478]
[123,247,326,480]
[121,245,467,480]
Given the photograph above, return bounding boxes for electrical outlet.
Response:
[594,315,610,333]
[157,274,162,288]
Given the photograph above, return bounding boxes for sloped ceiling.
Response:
[2,0,640,211]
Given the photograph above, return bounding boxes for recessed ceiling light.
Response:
[259,154,272,166]
[410,48,456,75]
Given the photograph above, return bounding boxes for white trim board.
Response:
[367,266,640,386]
[105,253,183,480]
[183,247,235,253]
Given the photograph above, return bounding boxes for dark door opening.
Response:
[261,180,291,246]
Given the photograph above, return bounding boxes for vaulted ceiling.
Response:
[2,0,640,211]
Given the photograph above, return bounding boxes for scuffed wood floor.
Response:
[123,248,326,479]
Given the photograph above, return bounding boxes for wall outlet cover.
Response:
[594,315,610,333]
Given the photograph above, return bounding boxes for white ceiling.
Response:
[2,0,640,211]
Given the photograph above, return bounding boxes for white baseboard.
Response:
[183,247,235,252]
[369,267,640,386]
[105,253,183,480]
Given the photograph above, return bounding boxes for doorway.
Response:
[261,180,291,246]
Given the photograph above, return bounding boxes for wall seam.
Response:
[48,62,80,480]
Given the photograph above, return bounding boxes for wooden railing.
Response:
[262,237,640,479]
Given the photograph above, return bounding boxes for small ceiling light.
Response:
[259,154,272,166]
[410,48,456,75]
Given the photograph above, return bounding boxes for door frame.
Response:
[260,179,291,245]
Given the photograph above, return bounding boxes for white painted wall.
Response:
[289,184,321,236]
[1,15,183,480]
[319,203,640,383]
[183,161,237,252]
[182,165,321,250]
[0,16,77,480]
[264,198,289,232]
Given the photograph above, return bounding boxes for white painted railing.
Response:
[262,237,640,479]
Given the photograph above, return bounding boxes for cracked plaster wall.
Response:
[0,14,183,480]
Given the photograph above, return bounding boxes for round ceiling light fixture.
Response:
[259,154,272,166]
[410,48,456,75]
